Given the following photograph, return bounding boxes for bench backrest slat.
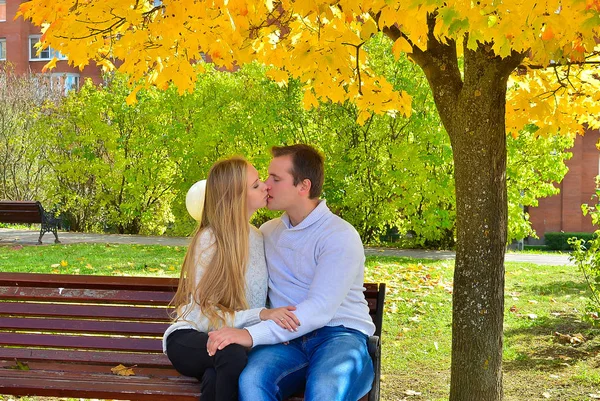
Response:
[0,317,168,336]
[0,286,174,305]
[0,302,171,320]
[0,211,42,224]
[0,332,163,352]
[1,347,172,367]
[0,272,179,291]
[0,201,42,224]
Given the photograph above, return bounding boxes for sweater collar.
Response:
[281,200,329,230]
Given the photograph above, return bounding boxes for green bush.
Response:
[523,245,549,251]
[544,232,596,250]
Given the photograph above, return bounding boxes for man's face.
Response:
[265,155,301,211]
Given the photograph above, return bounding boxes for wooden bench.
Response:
[0,272,385,401]
[0,201,61,244]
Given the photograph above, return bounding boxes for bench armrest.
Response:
[367,335,381,401]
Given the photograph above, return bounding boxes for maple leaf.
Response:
[111,364,136,376]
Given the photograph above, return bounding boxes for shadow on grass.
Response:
[510,279,589,297]
[504,313,600,372]
[366,255,453,265]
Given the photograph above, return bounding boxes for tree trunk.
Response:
[446,60,508,401]
[385,17,527,398]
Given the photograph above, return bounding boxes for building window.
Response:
[0,0,6,23]
[0,39,5,60]
[50,73,80,94]
[29,36,67,61]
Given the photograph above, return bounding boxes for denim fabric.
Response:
[239,326,374,401]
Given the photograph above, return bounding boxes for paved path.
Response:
[0,228,573,265]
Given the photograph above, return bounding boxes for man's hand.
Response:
[259,306,301,332]
[207,327,253,356]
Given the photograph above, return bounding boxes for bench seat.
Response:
[0,272,384,401]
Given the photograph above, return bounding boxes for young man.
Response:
[207,144,375,400]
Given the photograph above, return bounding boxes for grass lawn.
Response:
[0,243,599,400]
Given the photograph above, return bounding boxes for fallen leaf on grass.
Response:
[528,314,538,319]
[554,332,586,346]
[542,392,551,398]
[404,389,422,396]
[528,300,539,304]
[111,364,136,376]
[589,394,600,399]
[509,305,518,313]
[51,263,60,268]
[11,245,23,251]
[60,260,68,267]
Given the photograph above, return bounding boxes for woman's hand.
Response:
[206,328,252,356]
[259,306,301,332]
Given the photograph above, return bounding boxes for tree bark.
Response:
[445,49,509,401]
[383,17,526,400]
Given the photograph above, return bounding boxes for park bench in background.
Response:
[0,201,61,244]
[0,272,385,401]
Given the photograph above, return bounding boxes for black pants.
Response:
[166,329,248,401]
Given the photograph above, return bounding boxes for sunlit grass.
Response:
[0,244,598,400]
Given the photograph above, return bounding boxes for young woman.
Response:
[163,157,299,401]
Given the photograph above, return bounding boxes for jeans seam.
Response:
[275,361,309,386]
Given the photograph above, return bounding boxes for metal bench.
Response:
[0,272,385,401]
[0,201,61,244]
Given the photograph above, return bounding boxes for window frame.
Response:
[29,35,67,61]
[49,72,80,94]
[0,38,6,61]
[0,0,6,23]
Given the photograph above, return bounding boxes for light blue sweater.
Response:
[246,200,375,347]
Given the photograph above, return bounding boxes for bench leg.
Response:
[39,218,60,245]
[52,228,61,244]
[367,336,381,401]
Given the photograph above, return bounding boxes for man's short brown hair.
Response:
[271,144,324,199]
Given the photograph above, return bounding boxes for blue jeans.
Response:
[239,326,374,401]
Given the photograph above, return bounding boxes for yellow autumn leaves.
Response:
[17,0,600,134]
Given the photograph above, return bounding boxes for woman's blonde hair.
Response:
[171,157,250,329]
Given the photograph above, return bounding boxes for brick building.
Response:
[527,128,600,243]
[0,0,103,91]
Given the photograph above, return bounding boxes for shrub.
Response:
[569,187,600,325]
[545,232,595,251]
[523,245,549,251]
